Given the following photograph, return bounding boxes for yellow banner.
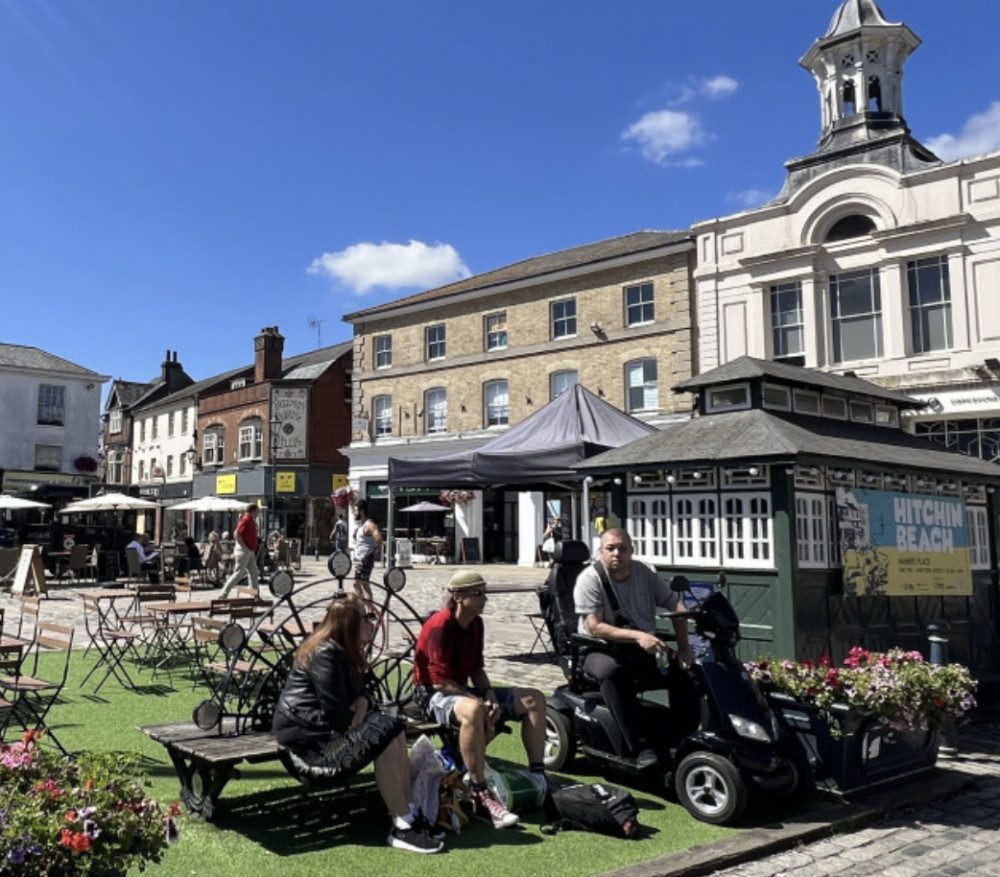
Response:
[216,474,237,495]
[276,472,296,493]
[836,487,973,597]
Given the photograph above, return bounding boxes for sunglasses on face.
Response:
[362,612,378,623]
[455,589,487,598]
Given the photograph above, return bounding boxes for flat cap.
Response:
[448,570,487,591]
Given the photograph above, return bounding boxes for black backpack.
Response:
[543,782,640,839]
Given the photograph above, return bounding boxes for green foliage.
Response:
[747,647,977,736]
[0,731,178,875]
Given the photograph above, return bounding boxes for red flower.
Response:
[168,801,181,817]
[71,832,91,853]
[59,829,73,846]
[65,809,77,823]
[819,655,834,668]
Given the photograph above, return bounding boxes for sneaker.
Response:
[413,813,447,842]
[472,790,520,828]
[388,824,443,854]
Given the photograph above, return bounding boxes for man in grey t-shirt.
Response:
[573,528,696,765]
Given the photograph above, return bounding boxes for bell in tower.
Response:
[777,0,938,200]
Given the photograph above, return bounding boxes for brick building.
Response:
[343,231,695,564]
[191,328,352,552]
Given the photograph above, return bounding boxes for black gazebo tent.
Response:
[385,384,656,559]
[388,384,656,488]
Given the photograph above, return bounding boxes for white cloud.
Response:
[702,75,739,99]
[308,240,471,294]
[669,75,740,105]
[622,109,708,165]
[926,102,1000,161]
[727,188,774,208]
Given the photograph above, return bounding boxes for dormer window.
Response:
[875,405,899,427]
[706,383,750,413]
[850,401,874,424]
[822,395,848,420]
[792,390,820,416]
[762,384,791,411]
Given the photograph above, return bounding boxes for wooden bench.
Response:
[141,712,448,820]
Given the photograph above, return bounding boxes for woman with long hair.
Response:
[272,594,441,854]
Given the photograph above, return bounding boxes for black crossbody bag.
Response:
[591,562,646,662]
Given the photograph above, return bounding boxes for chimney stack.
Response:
[161,350,186,392]
[254,327,285,383]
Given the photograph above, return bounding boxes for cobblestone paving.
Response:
[709,724,1000,877]
[1,557,566,691]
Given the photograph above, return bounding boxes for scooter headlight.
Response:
[728,713,772,742]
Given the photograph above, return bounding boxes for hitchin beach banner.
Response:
[835,487,972,597]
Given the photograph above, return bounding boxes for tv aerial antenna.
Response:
[307,317,325,349]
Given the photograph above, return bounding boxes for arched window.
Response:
[425,388,447,434]
[826,214,876,242]
[203,426,225,466]
[238,419,263,461]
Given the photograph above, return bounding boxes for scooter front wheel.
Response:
[675,751,747,825]
[543,707,576,771]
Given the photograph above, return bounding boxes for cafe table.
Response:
[143,601,213,673]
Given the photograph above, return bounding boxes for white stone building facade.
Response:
[692,0,1000,454]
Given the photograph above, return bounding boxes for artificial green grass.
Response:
[24,650,823,877]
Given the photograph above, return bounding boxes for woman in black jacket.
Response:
[273,594,442,854]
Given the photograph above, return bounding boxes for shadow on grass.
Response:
[211,780,546,855]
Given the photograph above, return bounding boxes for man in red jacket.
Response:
[220,503,260,597]
[413,570,547,829]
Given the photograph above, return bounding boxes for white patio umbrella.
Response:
[170,496,247,512]
[399,501,452,513]
[61,492,159,513]
[0,496,51,510]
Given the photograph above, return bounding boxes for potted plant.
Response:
[747,648,977,792]
[0,731,179,874]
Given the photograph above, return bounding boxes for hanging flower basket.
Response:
[331,487,356,509]
[73,455,99,473]
[439,489,474,506]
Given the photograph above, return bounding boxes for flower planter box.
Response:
[767,693,939,794]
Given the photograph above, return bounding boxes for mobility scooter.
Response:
[540,540,806,825]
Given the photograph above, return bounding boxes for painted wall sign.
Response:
[835,487,972,597]
[271,387,308,460]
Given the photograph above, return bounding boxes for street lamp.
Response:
[269,415,281,536]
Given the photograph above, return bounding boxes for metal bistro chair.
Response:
[59,543,90,582]
[10,596,40,648]
[0,623,75,755]
[80,597,141,693]
[0,642,24,740]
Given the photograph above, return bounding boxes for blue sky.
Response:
[2,0,998,388]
